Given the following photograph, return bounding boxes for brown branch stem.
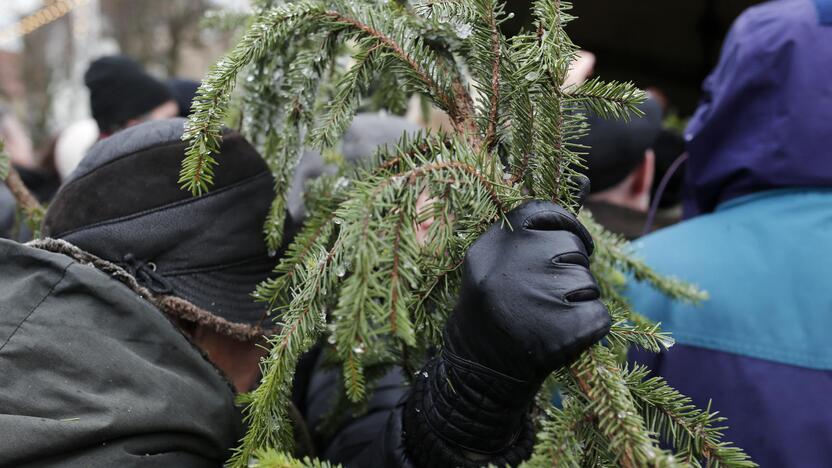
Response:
[4,166,44,222]
[389,208,406,335]
[634,392,729,465]
[325,11,479,144]
[485,8,501,151]
[327,13,450,106]
[570,350,637,468]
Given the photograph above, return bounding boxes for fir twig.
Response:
[625,366,757,467]
[569,346,672,468]
[568,77,646,121]
[250,449,341,468]
[0,141,44,233]
[583,213,708,304]
[0,140,8,181]
[189,1,750,466]
[485,4,501,150]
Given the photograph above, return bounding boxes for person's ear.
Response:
[629,149,655,198]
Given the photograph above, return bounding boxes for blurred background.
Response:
[0,0,246,149]
[0,0,763,151]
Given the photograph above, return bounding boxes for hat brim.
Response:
[163,256,278,337]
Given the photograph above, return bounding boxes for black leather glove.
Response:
[404,200,611,467]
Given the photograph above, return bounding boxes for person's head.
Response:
[683,0,832,217]
[42,118,277,392]
[84,55,178,138]
[167,78,201,118]
[578,98,663,212]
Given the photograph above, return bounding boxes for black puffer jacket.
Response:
[293,348,412,467]
[0,239,243,467]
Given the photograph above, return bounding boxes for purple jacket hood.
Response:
[683,0,832,216]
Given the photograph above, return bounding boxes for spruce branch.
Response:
[250,449,341,468]
[505,54,534,185]
[231,237,341,466]
[518,1,586,208]
[569,345,675,468]
[192,1,753,466]
[254,203,339,319]
[326,14,444,101]
[413,0,477,20]
[522,402,591,468]
[0,140,45,233]
[582,213,708,304]
[0,140,8,181]
[484,2,502,150]
[567,77,646,121]
[310,38,383,149]
[259,31,342,251]
[328,140,517,401]
[181,1,330,195]
[625,366,757,467]
[445,0,509,151]
[389,208,409,337]
[320,8,477,139]
[606,301,676,353]
[608,320,676,355]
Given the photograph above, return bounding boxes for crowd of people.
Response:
[0,0,830,466]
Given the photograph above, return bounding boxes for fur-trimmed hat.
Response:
[43,118,279,340]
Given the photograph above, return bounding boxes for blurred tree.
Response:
[21,8,70,147]
[100,0,211,75]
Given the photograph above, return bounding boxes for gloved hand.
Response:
[447,199,610,382]
[404,200,610,467]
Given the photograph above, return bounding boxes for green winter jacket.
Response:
[0,239,243,466]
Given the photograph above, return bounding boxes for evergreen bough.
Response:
[0,140,45,233]
[181,1,756,466]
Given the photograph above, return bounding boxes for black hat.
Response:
[43,118,277,339]
[167,78,200,118]
[577,98,663,193]
[84,55,174,134]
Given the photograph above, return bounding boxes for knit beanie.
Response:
[84,55,173,134]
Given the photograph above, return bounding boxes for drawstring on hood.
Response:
[29,237,268,341]
[120,253,173,294]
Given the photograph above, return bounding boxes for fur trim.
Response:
[28,238,274,341]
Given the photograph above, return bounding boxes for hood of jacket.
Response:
[683,0,832,216]
[0,238,242,467]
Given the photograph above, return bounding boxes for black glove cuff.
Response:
[403,354,536,467]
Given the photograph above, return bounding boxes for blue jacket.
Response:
[627,189,832,467]
[627,3,832,464]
